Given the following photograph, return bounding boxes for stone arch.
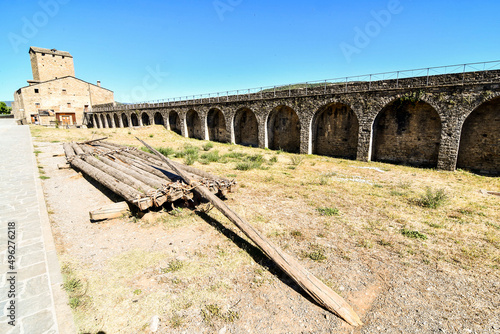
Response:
[113,114,120,128]
[234,107,259,147]
[121,113,129,127]
[100,115,106,128]
[312,102,359,159]
[141,112,151,126]
[266,105,301,153]
[106,114,112,128]
[372,99,442,167]
[186,110,203,139]
[169,111,181,135]
[131,113,139,127]
[457,97,500,175]
[207,108,228,143]
[154,112,164,125]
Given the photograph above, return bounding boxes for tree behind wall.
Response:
[0,102,12,114]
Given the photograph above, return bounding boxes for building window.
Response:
[35,103,40,108]
[34,88,39,94]
[42,53,45,56]
[67,103,71,107]
[62,89,67,95]
[62,56,65,59]
[84,105,89,112]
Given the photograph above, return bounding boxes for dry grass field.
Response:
[31,125,500,333]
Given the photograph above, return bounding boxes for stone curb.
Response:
[29,128,77,334]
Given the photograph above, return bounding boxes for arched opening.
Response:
[372,99,442,167]
[234,108,258,147]
[457,97,500,175]
[207,108,228,142]
[106,114,113,128]
[169,111,181,135]
[100,115,106,128]
[113,114,120,128]
[131,113,139,127]
[312,103,359,159]
[154,112,164,125]
[267,105,300,153]
[94,114,100,128]
[142,113,151,126]
[186,110,202,139]
[121,113,129,128]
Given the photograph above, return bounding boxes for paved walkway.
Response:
[0,120,75,333]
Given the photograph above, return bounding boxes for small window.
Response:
[42,53,45,56]
[34,88,39,94]
[52,54,55,57]
[67,103,71,107]
[62,89,67,95]
[62,56,65,59]
[35,103,40,108]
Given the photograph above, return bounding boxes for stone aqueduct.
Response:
[88,69,500,175]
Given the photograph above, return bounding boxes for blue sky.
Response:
[1,0,499,102]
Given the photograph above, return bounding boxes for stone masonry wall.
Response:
[90,79,500,174]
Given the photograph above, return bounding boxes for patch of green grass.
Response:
[133,289,142,295]
[170,313,184,328]
[202,142,214,151]
[201,304,240,325]
[157,147,175,157]
[378,239,392,247]
[290,230,303,238]
[316,207,339,216]
[39,175,50,180]
[423,221,444,229]
[290,156,304,166]
[358,239,373,248]
[415,187,447,209]
[485,222,500,230]
[401,228,428,240]
[307,249,327,262]
[269,156,278,163]
[161,259,184,273]
[34,150,42,155]
[200,150,221,164]
[63,278,82,293]
[69,297,81,309]
[149,134,154,138]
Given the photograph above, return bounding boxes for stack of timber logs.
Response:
[62,140,236,211]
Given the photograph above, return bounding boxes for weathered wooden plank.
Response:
[90,201,130,221]
[136,137,362,327]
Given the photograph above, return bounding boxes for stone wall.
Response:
[89,77,500,174]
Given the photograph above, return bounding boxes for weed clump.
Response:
[202,142,214,151]
[415,187,447,209]
[401,228,428,240]
[317,207,339,216]
[161,259,184,273]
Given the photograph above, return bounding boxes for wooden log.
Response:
[79,144,167,189]
[78,152,168,207]
[90,202,130,221]
[68,156,152,210]
[63,142,75,159]
[78,137,108,145]
[100,141,230,183]
[136,138,362,327]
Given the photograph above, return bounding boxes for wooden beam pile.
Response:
[62,140,236,211]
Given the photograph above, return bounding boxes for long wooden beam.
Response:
[136,137,362,327]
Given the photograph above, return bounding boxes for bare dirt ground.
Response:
[31,125,499,334]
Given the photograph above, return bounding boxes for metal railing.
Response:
[93,60,500,112]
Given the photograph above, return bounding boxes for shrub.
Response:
[200,150,220,163]
[416,187,447,209]
[202,142,214,151]
[158,147,175,157]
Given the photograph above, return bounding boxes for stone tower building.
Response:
[12,47,114,126]
[29,47,75,83]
